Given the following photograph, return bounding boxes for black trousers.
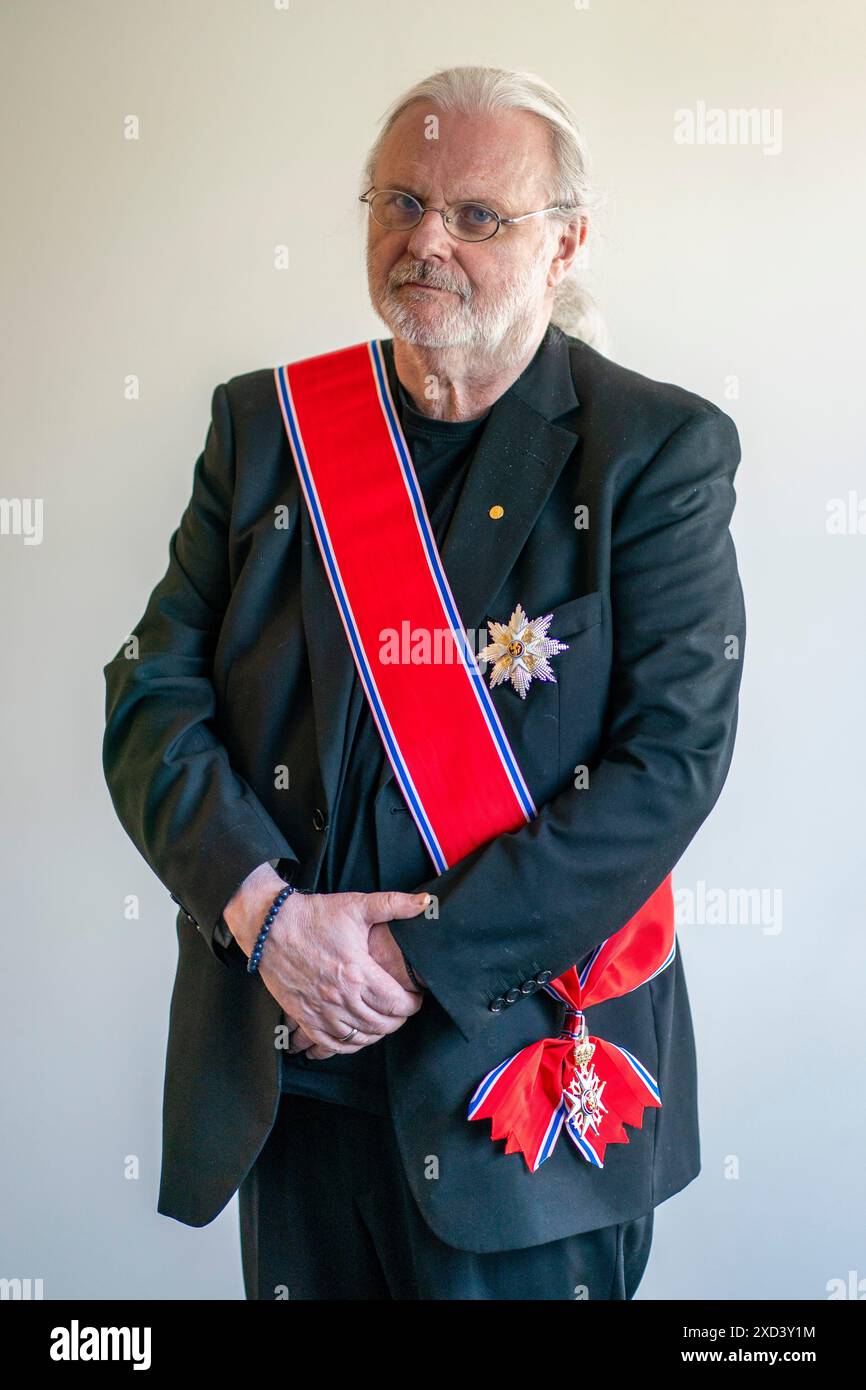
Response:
[238,1092,654,1300]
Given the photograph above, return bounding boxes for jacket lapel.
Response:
[298,327,581,812]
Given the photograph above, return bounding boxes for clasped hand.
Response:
[224,869,429,1062]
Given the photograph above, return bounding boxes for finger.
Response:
[304,1020,378,1059]
[305,1001,413,1053]
[316,964,423,1036]
[314,1007,416,1051]
[317,978,421,1045]
[357,956,426,1019]
[306,1015,403,1058]
[281,965,406,1039]
[320,994,401,1036]
[318,1025,377,1051]
[285,993,397,1049]
[359,890,430,925]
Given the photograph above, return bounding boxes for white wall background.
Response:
[1,0,863,1300]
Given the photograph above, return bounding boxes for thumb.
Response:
[361,889,430,924]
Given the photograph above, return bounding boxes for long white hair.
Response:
[361,65,609,354]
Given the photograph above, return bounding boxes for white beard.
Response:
[369,240,551,372]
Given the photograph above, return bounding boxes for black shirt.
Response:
[279,355,492,1114]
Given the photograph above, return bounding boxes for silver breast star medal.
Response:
[478,603,569,699]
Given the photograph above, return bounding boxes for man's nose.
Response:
[405,207,455,262]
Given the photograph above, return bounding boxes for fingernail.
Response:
[414,892,431,907]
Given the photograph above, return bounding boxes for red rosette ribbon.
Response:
[467,875,675,1169]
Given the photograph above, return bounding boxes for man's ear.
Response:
[547,214,587,288]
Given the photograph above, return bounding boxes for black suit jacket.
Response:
[102,325,745,1252]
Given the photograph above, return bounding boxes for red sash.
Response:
[274,341,675,1170]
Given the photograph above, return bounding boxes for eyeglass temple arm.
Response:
[500,205,578,225]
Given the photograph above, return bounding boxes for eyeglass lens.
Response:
[368,191,498,242]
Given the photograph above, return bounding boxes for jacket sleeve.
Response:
[389,406,746,1043]
[101,382,300,965]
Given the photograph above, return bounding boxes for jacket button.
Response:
[535,970,552,984]
[520,979,539,994]
[489,997,506,1013]
[312,808,328,831]
[504,987,521,1004]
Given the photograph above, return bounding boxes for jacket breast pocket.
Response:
[550,589,602,640]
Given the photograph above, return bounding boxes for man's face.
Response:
[366,103,564,359]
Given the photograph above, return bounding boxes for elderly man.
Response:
[102,65,745,1300]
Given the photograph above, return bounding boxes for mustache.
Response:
[387,261,470,300]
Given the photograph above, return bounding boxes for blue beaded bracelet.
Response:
[247,883,295,974]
